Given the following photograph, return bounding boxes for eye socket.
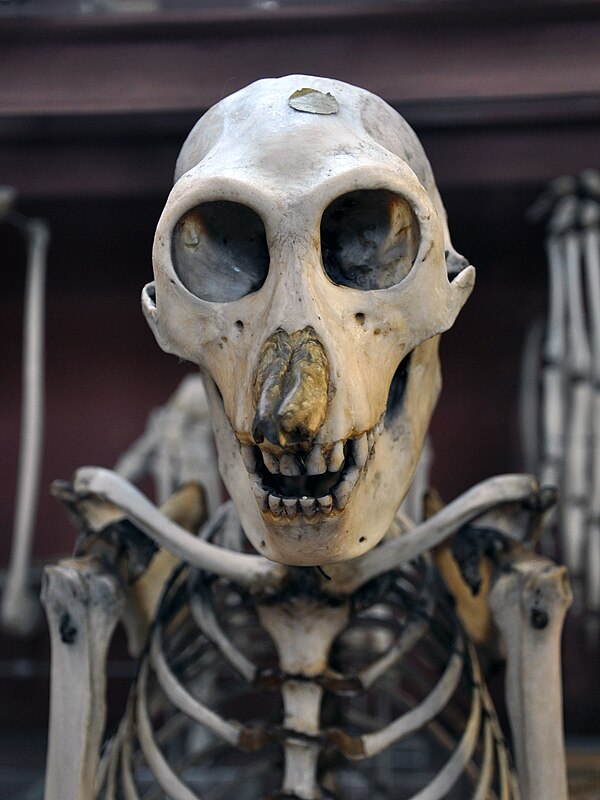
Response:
[172,201,269,302]
[320,189,420,290]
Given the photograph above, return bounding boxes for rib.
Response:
[189,585,257,684]
[361,637,464,759]
[150,632,244,748]
[136,662,200,800]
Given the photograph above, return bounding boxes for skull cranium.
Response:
[143,76,475,566]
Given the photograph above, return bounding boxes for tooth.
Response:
[375,417,384,436]
[352,434,369,469]
[329,441,345,472]
[282,498,298,517]
[241,445,257,473]
[252,481,268,509]
[300,497,316,517]
[332,466,360,510]
[367,430,375,452]
[262,450,280,474]
[317,495,333,514]
[268,494,284,515]
[280,454,301,476]
[306,444,327,475]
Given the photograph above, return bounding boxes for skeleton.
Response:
[42,77,572,800]
[522,172,600,634]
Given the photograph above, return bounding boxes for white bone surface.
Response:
[42,558,124,800]
[489,558,572,800]
[40,76,572,800]
[2,219,50,635]
[144,75,474,565]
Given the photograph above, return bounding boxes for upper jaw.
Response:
[237,414,385,521]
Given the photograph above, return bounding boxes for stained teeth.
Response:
[268,494,284,515]
[252,481,268,510]
[280,454,301,476]
[262,450,280,474]
[282,498,298,517]
[329,441,345,472]
[332,466,360,510]
[300,497,317,517]
[241,445,257,474]
[306,445,327,475]
[317,495,333,514]
[352,433,369,469]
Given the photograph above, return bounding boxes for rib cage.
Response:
[97,555,519,800]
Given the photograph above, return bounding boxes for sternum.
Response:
[257,598,349,800]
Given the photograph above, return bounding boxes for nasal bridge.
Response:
[252,326,330,449]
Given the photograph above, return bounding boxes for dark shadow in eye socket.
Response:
[172,201,269,302]
[321,189,420,290]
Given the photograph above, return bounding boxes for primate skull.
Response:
[143,76,475,566]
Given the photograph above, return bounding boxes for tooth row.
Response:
[241,415,383,484]
[254,483,334,517]
[242,417,384,478]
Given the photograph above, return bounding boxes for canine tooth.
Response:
[280,454,301,476]
[317,495,333,514]
[345,465,360,489]
[375,417,384,436]
[329,441,345,472]
[306,444,327,475]
[241,445,257,473]
[252,481,268,509]
[332,482,351,510]
[262,450,280,474]
[352,433,369,469]
[367,430,375,452]
[282,498,298,517]
[300,497,317,517]
[332,466,360,510]
[268,494,284,515]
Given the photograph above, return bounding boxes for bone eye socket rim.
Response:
[171,200,270,303]
[320,188,420,291]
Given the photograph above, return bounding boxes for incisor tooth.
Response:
[280,454,301,476]
[262,450,280,474]
[300,497,316,517]
[329,441,344,472]
[317,495,333,514]
[306,445,327,475]
[283,498,298,517]
[268,494,283,515]
[352,434,369,469]
[241,445,257,473]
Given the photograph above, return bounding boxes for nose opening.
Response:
[252,327,330,449]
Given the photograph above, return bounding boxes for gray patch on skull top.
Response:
[289,88,339,115]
